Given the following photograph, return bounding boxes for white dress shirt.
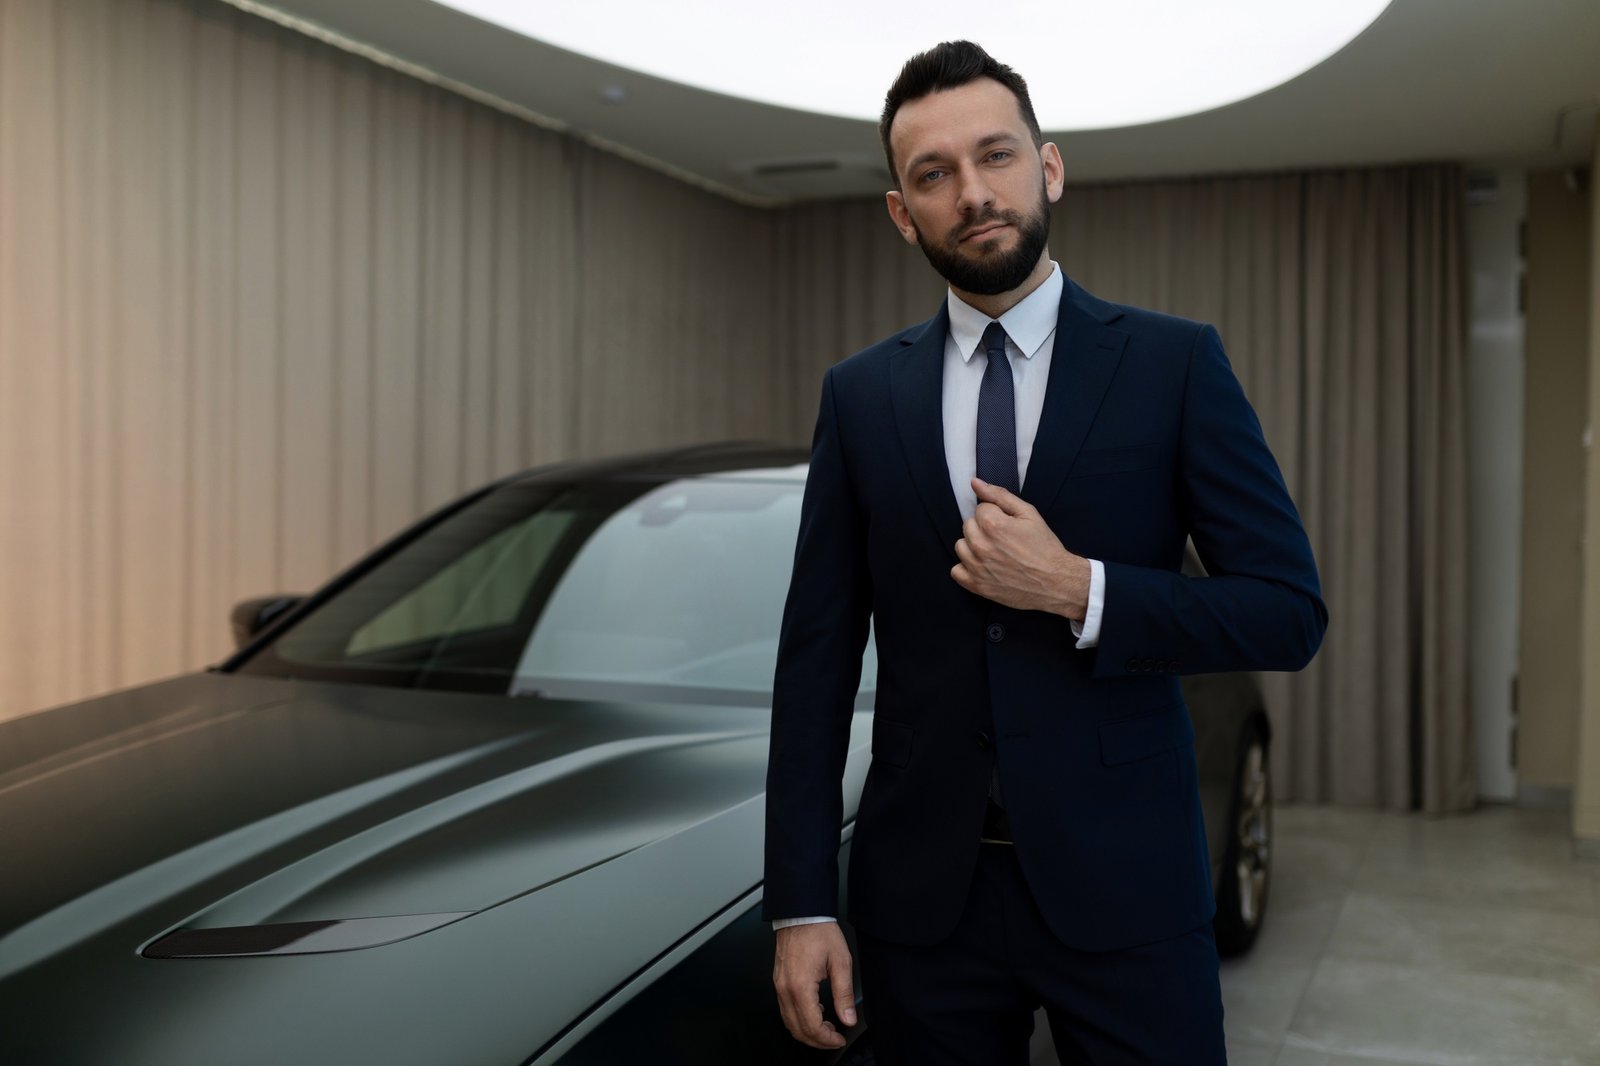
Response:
[774,262,1106,930]
[941,262,1105,649]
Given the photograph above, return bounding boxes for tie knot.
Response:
[981,321,1009,359]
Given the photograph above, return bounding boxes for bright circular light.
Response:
[439,0,1394,130]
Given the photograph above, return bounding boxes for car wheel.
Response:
[1213,723,1271,957]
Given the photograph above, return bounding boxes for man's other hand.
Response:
[773,922,857,1049]
[953,478,1091,619]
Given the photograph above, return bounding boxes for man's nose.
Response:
[955,164,995,216]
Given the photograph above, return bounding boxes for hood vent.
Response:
[144,911,473,958]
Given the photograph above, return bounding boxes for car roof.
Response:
[498,441,811,488]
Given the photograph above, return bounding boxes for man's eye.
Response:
[988,150,1012,162]
[920,169,945,183]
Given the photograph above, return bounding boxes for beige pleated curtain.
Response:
[1069,172,1473,815]
[0,0,1470,812]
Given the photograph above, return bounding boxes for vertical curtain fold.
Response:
[0,0,787,717]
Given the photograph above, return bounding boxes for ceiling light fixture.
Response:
[436,0,1395,130]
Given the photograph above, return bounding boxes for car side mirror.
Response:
[230,595,304,649]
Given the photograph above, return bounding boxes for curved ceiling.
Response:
[434,0,1395,131]
[237,0,1599,204]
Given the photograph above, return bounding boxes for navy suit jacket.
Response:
[763,276,1326,952]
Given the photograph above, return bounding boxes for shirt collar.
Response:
[947,261,1063,363]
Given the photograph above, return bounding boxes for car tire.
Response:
[1213,721,1271,957]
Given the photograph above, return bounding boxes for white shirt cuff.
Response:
[772,916,836,930]
[1070,559,1105,649]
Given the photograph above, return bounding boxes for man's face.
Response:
[885,78,1064,296]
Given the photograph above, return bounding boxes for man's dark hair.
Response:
[879,41,1043,185]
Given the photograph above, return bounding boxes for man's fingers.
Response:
[951,562,975,590]
[773,925,850,1050]
[773,972,800,1042]
[776,971,840,1049]
[793,989,841,1049]
[829,949,858,1028]
[953,538,979,568]
[972,477,1033,517]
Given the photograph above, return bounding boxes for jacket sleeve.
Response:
[1093,324,1327,678]
[762,367,874,920]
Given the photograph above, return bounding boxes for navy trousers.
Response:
[856,844,1227,1065]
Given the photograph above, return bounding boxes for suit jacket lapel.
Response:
[890,303,964,562]
[1021,277,1130,513]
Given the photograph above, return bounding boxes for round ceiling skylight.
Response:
[437,0,1395,130]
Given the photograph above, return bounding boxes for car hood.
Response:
[0,672,826,978]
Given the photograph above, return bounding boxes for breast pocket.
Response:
[1069,442,1163,479]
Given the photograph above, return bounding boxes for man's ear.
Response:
[1041,142,1065,204]
[885,190,920,246]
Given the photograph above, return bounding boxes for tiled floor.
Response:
[1219,805,1600,1066]
[1024,804,1600,1065]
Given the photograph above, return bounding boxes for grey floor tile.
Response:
[1076,806,1600,1066]
[1351,809,1600,917]
[1271,837,1367,909]
[1270,807,1379,901]
[1241,895,1345,969]
[1322,892,1600,985]
[1274,1046,1437,1066]
[1226,1040,1279,1065]
[1274,805,1383,846]
[1218,807,1368,1050]
[1284,957,1600,1066]
[1220,957,1317,1048]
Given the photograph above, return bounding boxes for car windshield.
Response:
[236,471,877,705]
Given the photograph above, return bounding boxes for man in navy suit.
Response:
[765,41,1325,1065]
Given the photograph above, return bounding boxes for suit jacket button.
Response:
[975,731,991,750]
[986,623,1005,643]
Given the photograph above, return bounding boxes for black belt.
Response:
[980,799,1014,845]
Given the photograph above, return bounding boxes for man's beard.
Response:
[911,187,1051,296]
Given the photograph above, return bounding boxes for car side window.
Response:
[245,473,877,702]
[347,511,575,656]
[512,479,877,701]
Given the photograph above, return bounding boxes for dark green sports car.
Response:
[0,443,1272,1065]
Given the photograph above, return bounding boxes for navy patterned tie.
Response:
[976,321,1016,813]
[976,321,1019,494]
